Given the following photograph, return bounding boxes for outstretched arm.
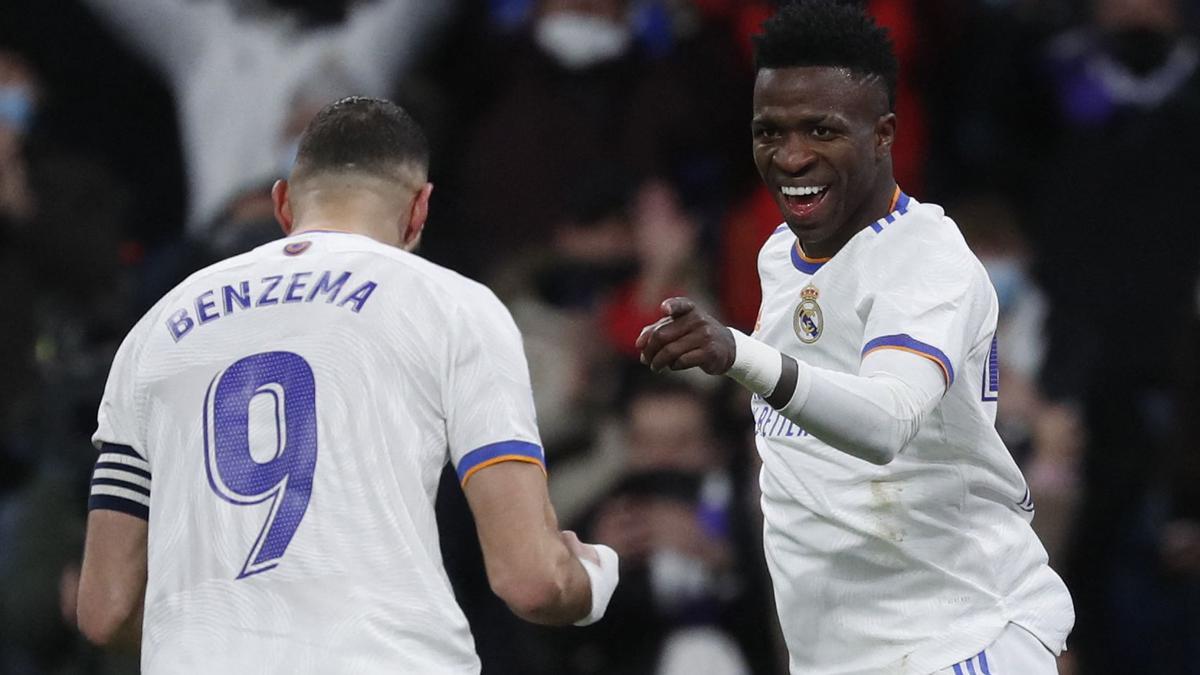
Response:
[79,0,217,81]
[638,298,945,465]
[338,0,455,93]
[463,461,618,626]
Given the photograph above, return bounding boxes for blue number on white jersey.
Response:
[203,351,318,578]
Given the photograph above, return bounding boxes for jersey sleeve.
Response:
[90,315,154,518]
[444,286,545,486]
[89,443,151,520]
[857,212,989,391]
[93,317,149,453]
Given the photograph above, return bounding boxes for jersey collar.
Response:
[789,186,911,275]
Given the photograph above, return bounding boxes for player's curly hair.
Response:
[753,0,899,110]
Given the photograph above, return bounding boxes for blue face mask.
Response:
[981,257,1028,313]
[0,87,34,135]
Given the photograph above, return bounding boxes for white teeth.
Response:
[781,185,828,197]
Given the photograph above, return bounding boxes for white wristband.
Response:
[574,544,619,627]
[726,329,783,397]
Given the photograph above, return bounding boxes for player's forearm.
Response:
[525,556,593,626]
[77,510,148,646]
[94,598,144,652]
[726,329,940,464]
[77,583,140,647]
[468,464,617,626]
[492,541,592,625]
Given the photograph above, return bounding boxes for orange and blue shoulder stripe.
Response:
[457,440,546,486]
[861,333,954,387]
[868,187,913,233]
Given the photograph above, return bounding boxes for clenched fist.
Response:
[635,297,736,375]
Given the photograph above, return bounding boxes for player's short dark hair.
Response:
[753,0,899,110]
[293,96,430,182]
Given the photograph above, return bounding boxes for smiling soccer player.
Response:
[637,2,1074,673]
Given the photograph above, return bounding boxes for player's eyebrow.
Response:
[753,111,849,128]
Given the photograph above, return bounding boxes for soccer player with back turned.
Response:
[75,97,619,673]
[637,3,1074,673]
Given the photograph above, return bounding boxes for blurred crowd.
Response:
[2,0,1199,673]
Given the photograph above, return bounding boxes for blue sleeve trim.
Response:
[456,440,545,484]
[88,494,149,520]
[862,333,956,385]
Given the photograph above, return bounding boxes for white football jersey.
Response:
[90,231,546,674]
[751,192,1074,674]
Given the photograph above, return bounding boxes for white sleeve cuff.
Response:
[574,544,619,627]
[726,329,783,397]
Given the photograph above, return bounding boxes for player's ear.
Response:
[874,112,896,160]
[272,179,295,235]
[402,182,433,252]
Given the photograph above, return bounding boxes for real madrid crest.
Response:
[793,285,823,344]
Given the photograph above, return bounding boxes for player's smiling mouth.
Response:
[779,184,830,220]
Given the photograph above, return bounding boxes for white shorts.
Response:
[934,623,1057,675]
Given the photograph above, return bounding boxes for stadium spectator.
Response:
[203,68,373,264]
[0,50,41,478]
[79,0,453,237]
[489,162,634,457]
[565,379,770,675]
[1156,346,1200,671]
[1029,0,1200,671]
[0,47,131,475]
[0,47,136,675]
[954,193,1081,565]
[601,176,714,364]
[443,0,744,280]
[3,0,1200,672]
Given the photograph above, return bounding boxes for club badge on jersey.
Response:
[793,285,823,343]
[284,241,312,256]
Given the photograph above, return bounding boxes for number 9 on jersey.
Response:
[204,351,318,579]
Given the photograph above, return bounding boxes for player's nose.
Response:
[773,134,817,175]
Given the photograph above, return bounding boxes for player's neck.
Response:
[805,177,898,259]
[290,212,402,247]
[288,187,408,247]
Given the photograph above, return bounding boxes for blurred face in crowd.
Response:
[1094,0,1181,73]
[553,215,633,262]
[0,52,39,153]
[627,390,714,473]
[537,0,627,20]
[1095,0,1180,32]
[752,66,895,258]
[535,0,632,69]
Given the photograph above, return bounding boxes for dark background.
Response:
[2,0,1199,673]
